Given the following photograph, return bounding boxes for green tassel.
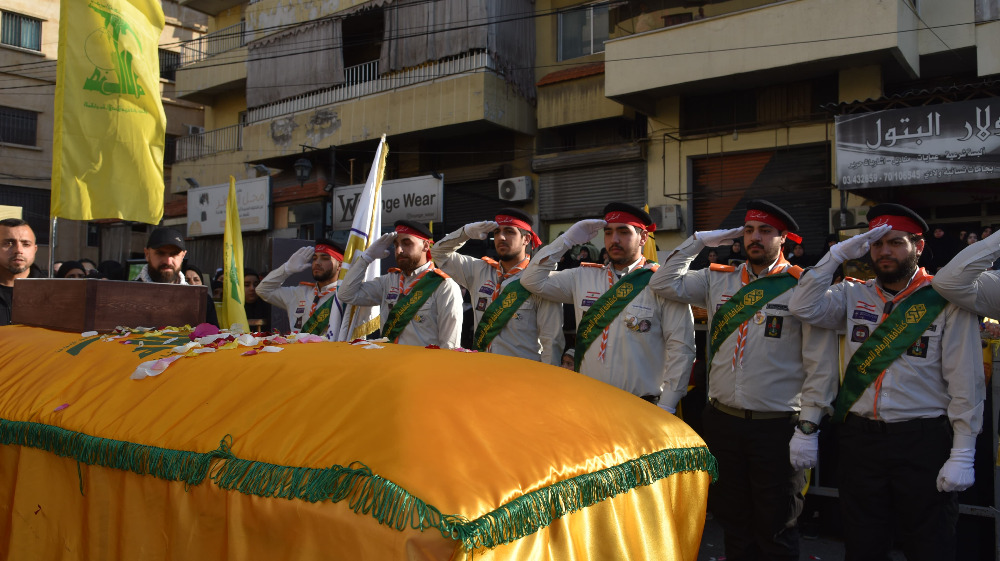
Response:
[0,419,716,551]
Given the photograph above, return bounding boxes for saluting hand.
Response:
[694,227,744,247]
[365,232,397,260]
[287,246,314,273]
[464,221,498,240]
[563,219,607,246]
[829,224,891,263]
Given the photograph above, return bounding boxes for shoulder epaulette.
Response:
[709,263,736,273]
[432,268,451,279]
[298,281,317,287]
[844,276,865,284]
[388,267,401,273]
[787,265,803,279]
[647,263,660,272]
[581,262,604,268]
[481,256,499,267]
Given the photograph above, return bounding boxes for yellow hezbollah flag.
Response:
[51,0,166,224]
[221,177,248,331]
[642,204,658,263]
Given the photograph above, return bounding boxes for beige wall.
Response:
[206,92,247,130]
[537,74,625,129]
[976,20,1000,76]
[246,0,365,40]
[917,0,975,55]
[605,0,919,98]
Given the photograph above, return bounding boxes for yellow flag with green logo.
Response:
[51,0,166,224]
[221,177,249,332]
[643,205,658,263]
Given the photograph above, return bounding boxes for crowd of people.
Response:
[2,196,999,560]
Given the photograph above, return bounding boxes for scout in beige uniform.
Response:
[431,208,563,364]
[650,199,838,561]
[789,204,984,561]
[339,220,463,349]
[520,202,695,405]
[932,227,1000,317]
[256,239,346,339]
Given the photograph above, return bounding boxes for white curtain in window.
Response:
[247,18,344,108]
[380,0,488,71]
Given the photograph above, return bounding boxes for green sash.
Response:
[382,272,447,342]
[301,294,337,335]
[472,280,533,352]
[708,273,798,360]
[574,268,654,372]
[833,285,948,422]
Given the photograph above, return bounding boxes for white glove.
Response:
[365,232,397,260]
[936,448,975,492]
[286,246,314,273]
[695,227,744,248]
[657,400,677,415]
[829,225,891,263]
[563,219,607,246]
[789,428,819,470]
[464,221,498,240]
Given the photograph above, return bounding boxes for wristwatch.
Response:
[797,420,819,435]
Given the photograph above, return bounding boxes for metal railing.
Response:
[247,49,495,123]
[180,20,247,66]
[175,123,243,162]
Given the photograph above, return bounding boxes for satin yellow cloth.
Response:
[0,326,712,560]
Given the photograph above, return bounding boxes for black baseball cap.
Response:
[146,227,186,251]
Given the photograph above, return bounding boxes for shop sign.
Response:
[186,177,270,236]
[331,175,443,230]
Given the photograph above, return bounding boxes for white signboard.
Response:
[186,177,270,237]
[331,175,443,230]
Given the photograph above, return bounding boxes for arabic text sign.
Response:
[331,175,443,230]
[835,98,1000,189]
[187,177,270,237]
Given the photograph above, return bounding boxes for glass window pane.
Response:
[558,8,588,60]
[593,5,609,53]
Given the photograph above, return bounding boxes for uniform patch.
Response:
[852,310,879,323]
[906,336,930,358]
[855,300,877,312]
[764,315,783,338]
[476,297,488,311]
[478,285,494,296]
[765,303,789,311]
[386,292,399,301]
[582,299,595,307]
[851,324,869,342]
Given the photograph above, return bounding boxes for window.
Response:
[0,105,37,146]
[558,4,609,61]
[1,11,41,51]
[159,49,179,81]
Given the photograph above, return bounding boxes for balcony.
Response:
[605,0,920,110]
[177,0,245,16]
[175,22,248,104]
[246,50,496,123]
[175,124,243,162]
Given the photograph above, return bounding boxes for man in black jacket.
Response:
[0,218,41,326]
[135,226,218,327]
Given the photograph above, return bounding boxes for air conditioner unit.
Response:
[498,176,533,202]
[648,204,683,232]
[828,206,871,232]
[186,125,205,135]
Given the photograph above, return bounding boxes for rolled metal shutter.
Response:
[537,160,646,221]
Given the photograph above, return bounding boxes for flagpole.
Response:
[48,216,57,278]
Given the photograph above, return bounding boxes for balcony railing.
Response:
[246,49,495,124]
[180,20,247,66]
[175,123,243,162]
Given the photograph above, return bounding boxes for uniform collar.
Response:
[611,256,645,277]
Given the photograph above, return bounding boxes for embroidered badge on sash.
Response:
[764,315,783,338]
[851,324,870,342]
[906,336,930,358]
[476,297,488,311]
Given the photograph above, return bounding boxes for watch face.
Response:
[798,421,818,435]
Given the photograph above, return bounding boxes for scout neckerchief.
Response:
[833,270,947,422]
[300,282,338,335]
[708,257,799,371]
[574,259,654,372]
[382,266,447,343]
[472,257,532,351]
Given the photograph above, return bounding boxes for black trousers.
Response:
[701,405,806,561]
[838,415,958,561]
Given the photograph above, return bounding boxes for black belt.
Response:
[640,394,660,405]
[709,399,795,420]
[843,413,948,434]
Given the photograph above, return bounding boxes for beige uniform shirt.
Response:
[932,237,1000,318]
[431,228,563,364]
[339,257,463,349]
[650,236,840,420]
[520,236,695,407]
[256,263,344,339]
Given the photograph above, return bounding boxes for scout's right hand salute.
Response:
[649,199,838,561]
[788,204,985,561]
[338,221,463,349]
[933,227,1000,317]
[431,208,563,364]
[519,203,695,410]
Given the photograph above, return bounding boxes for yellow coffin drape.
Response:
[0,326,714,560]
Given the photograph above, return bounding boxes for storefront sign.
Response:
[331,175,443,230]
[836,98,1000,189]
[186,177,270,236]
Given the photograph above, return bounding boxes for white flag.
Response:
[337,134,388,340]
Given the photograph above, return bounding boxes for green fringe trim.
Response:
[0,419,716,551]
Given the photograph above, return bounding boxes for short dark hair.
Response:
[0,218,29,229]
